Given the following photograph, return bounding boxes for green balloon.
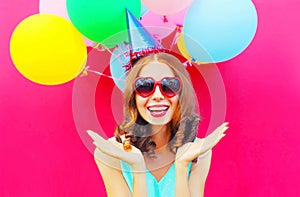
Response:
[67,0,141,46]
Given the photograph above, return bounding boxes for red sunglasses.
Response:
[133,77,182,98]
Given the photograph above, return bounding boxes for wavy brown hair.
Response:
[114,52,200,156]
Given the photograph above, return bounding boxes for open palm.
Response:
[87,130,145,170]
[176,122,228,165]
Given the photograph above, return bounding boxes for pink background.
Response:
[1,0,300,196]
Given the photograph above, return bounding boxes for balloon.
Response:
[83,37,96,47]
[66,0,141,46]
[10,14,87,85]
[142,0,193,15]
[141,3,149,16]
[39,0,96,47]
[177,33,192,61]
[39,0,69,20]
[109,42,130,92]
[183,0,258,63]
[177,33,203,64]
[141,8,187,39]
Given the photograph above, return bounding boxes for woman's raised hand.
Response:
[175,122,228,166]
[87,130,146,171]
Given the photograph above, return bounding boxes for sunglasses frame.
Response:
[133,76,182,98]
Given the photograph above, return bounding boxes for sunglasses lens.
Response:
[161,78,181,97]
[135,78,154,96]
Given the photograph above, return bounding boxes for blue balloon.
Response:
[110,42,130,92]
[141,3,149,16]
[183,0,258,63]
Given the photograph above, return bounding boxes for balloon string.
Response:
[92,43,120,58]
[170,24,183,49]
[152,34,162,44]
[93,43,128,65]
[103,43,132,68]
[101,43,115,55]
[183,60,193,67]
[90,43,128,69]
[113,44,131,67]
[81,66,127,81]
[115,43,130,56]
[170,32,180,49]
[92,43,105,51]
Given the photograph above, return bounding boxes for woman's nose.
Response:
[151,85,164,101]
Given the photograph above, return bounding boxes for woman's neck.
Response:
[151,124,171,150]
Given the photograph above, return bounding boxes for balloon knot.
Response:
[175,24,183,33]
[80,66,89,77]
[183,61,193,67]
[162,15,168,23]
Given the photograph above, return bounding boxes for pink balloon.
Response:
[83,37,96,47]
[141,8,187,39]
[142,0,193,15]
[39,0,69,20]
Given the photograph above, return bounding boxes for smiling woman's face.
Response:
[135,61,179,126]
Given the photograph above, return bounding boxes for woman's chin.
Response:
[146,116,172,126]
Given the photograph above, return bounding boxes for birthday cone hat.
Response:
[125,9,169,68]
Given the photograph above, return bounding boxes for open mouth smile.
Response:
[147,105,169,117]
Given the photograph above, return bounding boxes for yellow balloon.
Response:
[177,34,202,64]
[10,14,87,85]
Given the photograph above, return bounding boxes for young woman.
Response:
[88,52,228,197]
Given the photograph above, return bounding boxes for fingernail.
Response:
[87,130,95,138]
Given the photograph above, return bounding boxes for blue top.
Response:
[120,159,193,197]
[109,136,193,197]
